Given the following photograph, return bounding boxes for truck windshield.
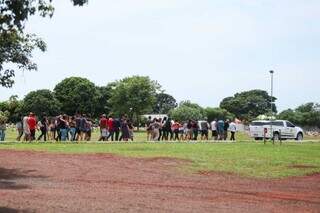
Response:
[271,121,284,127]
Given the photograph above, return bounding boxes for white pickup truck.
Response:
[249,120,304,141]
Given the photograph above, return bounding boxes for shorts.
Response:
[201,130,208,136]
[187,129,193,135]
[212,130,218,137]
[23,128,30,135]
[101,128,108,137]
[30,129,36,139]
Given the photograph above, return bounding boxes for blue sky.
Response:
[1,0,319,111]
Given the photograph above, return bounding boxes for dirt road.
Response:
[0,150,319,213]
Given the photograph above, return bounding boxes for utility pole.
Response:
[270,70,274,145]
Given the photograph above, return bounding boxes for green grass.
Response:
[1,128,320,179]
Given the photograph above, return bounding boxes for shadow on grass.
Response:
[0,168,48,190]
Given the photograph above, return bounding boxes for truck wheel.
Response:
[296,133,303,141]
[273,133,280,141]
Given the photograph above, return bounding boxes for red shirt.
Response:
[28,116,37,130]
[100,118,108,129]
[107,118,114,130]
[172,122,180,130]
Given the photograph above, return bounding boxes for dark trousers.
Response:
[163,129,174,140]
[37,129,47,141]
[224,131,228,140]
[114,129,120,141]
[162,129,168,140]
[107,130,114,141]
[212,130,218,140]
[169,129,173,140]
[193,129,198,140]
[173,129,179,140]
[158,129,162,141]
[30,129,36,141]
[17,130,23,141]
[55,129,61,141]
[230,132,235,141]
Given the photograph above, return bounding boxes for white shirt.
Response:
[229,122,237,132]
[210,121,217,131]
[23,116,30,133]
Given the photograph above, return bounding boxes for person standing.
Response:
[158,118,163,141]
[179,122,185,141]
[152,118,161,141]
[37,114,48,141]
[200,120,210,140]
[98,114,108,141]
[145,116,153,141]
[54,115,61,141]
[106,115,114,141]
[224,119,230,140]
[186,120,193,140]
[85,118,92,141]
[58,115,68,141]
[74,113,81,141]
[79,114,88,141]
[229,121,237,141]
[0,120,6,142]
[113,118,121,141]
[48,120,56,141]
[68,116,77,142]
[192,120,199,140]
[127,119,134,141]
[217,119,224,140]
[172,120,181,141]
[16,115,23,141]
[23,115,30,141]
[162,117,172,141]
[27,112,37,142]
[210,119,218,140]
[121,118,130,142]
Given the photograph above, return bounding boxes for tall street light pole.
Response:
[270,70,274,144]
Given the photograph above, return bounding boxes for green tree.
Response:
[94,83,116,117]
[0,0,87,87]
[205,107,234,122]
[220,89,276,121]
[22,89,61,117]
[279,103,320,128]
[152,93,177,114]
[0,110,9,123]
[0,95,23,122]
[169,101,205,122]
[110,76,161,126]
[169,106,204,122]
[54,77,99,115]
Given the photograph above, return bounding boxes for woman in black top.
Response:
[37,116,48,141]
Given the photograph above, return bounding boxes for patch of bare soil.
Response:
[0,150,319,213]
[289,164,318,169]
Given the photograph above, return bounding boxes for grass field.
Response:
[1,128,320,179]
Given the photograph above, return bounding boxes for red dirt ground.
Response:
[0,150,319,213]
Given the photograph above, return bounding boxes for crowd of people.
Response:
[145,116,237,142]
[7,112,134,142]
[0,112,238,143]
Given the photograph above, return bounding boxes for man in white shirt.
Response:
[23,115,30,141]
[210,119,218,140]
[229,121,237,141]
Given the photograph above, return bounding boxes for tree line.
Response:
[2,75,318,128]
